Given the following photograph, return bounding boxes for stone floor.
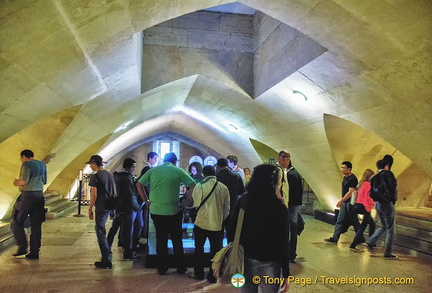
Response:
[0,206,430,293]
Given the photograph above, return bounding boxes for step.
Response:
[45,202,77,219]
[44,190,59,196]
[45,199,75,213]
[394,212,432,256]
[396,215,432,232]
[394,233,432,255]
[0,222,14,251]
[395,224,432,243]
[45,194,64,206]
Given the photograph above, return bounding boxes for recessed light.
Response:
[293,90,308,101]
[114,121,132,132]
[225,121,239,132]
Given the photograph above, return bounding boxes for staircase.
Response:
[0,191,77,252]
[44,191,77,219]
[394,207,432,255]
[427,194,432,208]
[0,223,14,251]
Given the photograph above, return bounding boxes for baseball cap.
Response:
[86,155,104,166]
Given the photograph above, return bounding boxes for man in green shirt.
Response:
[137,152,195,275]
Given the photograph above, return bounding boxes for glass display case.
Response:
[144,193,228,268]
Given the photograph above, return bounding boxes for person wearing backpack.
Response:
[367,159,398,260]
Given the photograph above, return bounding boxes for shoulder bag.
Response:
[189,181,218,223]
[94,172,118,210]
[211,205,245,284]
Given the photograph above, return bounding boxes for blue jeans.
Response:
[288,205,301,259]
[121,210,139,254]
[133,209,144,248]
[95,209,112,262]
[242,257,281,293]
[333,202,360,240]
[368,202,395,256]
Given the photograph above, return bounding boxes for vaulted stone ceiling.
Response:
[0,0,431,219]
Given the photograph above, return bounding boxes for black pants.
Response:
[151,211,186,272]
[12,191,45,254]
[107,214,122,247]
[350,203,375,247]
[193,225,223,279]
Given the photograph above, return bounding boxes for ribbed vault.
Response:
[0,0,431,219]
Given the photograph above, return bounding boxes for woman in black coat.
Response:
[228,164,290,293]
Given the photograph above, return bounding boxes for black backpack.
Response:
[370,172,391,202]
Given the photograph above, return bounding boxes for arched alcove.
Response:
[324,113,431,208]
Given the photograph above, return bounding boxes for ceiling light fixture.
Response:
[225,121,239,132]
[293,90,308,101]
[114,121,132,132]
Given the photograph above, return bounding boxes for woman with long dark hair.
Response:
[188,162,204,183]
[228,164,290,292]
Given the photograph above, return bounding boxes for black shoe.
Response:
[383,254,398,260]
[13,250,27,258]
[157,268,168,275]
[207,274,217,283]
[324,237,338,243]
[123,252,141,261]
[366,243,376,251]
[289,259,296,264]
[177,267,188,274]
[25,253,39,260]
[94,261,112,269]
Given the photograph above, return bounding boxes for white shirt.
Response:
[276,164,290,207]
[233,166,246,184]
[192,176,230,231]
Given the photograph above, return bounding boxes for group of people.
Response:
[9,149,301,293]
[11,147,397,292]
[325,155,398,260]
[85,150,300,292]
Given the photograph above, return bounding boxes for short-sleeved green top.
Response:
[138,162,195,215]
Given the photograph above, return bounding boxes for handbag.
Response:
[350,189,358,205]
[211,207,245,284]
[189,181,218,223]
[94,172,118,210]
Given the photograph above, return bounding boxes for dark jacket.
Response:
[216,168,245,214]
[114,170,141,212]
[228,194,290,278]
[287,167,303,206]
[370,170,397,203]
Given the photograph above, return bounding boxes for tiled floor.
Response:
[0,206,430,293]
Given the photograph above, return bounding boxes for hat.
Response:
[86,155,104,166]
[163,152,177,164]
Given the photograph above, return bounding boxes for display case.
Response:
[144,194,227,268]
